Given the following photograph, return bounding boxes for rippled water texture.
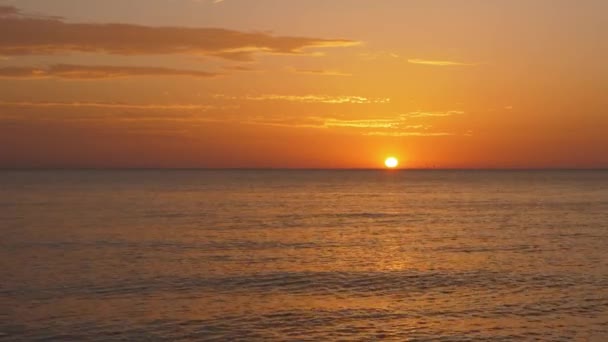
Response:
[2,170,608,340]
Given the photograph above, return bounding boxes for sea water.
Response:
[1,170,608,340]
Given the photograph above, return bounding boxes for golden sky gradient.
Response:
[1,0,607,168]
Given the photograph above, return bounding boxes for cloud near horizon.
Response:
[0,6,359,59]
[245,116,455,137]
[0,99,460,137]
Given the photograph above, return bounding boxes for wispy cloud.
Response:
[239,117,326,129]
[289,68,352,77]
[317,111,464,136]
[0,6,19,17]
[358,51,400,60]
[402,110,465,118]
[246,95,390,104]
[215,94,391,104]
[365,131,454,137]
[222,65,259,72]
[0,100,464,138]
[253,116,453,136]
[0,64,222,79]
[323,118,398,128]
[0,5,359,60]
[407,59,475,67]
[319,116,434,130]
[0,100,217,110]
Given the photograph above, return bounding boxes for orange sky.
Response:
[1,0,607,168]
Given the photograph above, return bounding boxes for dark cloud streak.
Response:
[0,6,20,17]
[0,64,222,79]
[0,6,358,59]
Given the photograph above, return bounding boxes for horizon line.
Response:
[1,167,607,171]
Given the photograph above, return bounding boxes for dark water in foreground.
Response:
[1,170,608,341]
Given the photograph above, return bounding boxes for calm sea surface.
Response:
[1,170,608,341]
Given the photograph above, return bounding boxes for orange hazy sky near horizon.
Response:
[0,0,607,169]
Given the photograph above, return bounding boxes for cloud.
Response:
[0,100,217,110]
[237,116,400,131]
[0,64,222,79]
[0,99,462,137]
[207,50,257,62]
[246,116,453,136]
[402,110,465,118]
[407,59,474,67]
[222,65,259,72]
[289,68,352,77]
[0,6,359,60]
[315,112,463,136]
[323,118,398,128]
[358,51,400,60]
[365,131,454,137]
[0,6,19,17]
[229,94,391,104]
[239,117,326,129]
[320,117,433,129]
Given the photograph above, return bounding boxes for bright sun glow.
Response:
[384,157,399,168]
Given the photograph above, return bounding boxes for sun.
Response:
[384,157,399,168]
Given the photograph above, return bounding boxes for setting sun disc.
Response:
[384,157,399,168]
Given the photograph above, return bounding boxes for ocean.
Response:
[1,170,608,340]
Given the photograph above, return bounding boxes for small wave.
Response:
[8,270,608,304]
